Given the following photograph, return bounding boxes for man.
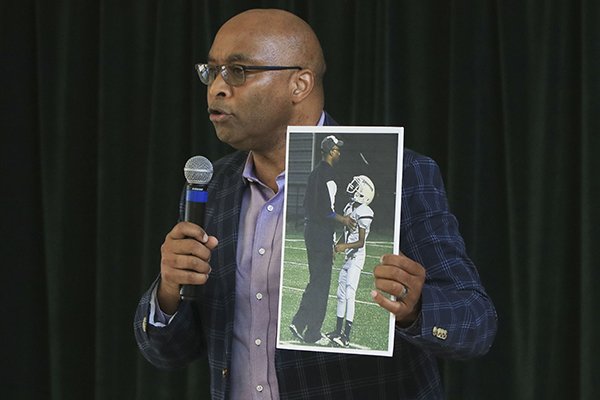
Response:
[134,8,497,400]
[327,175,376,348]
[290,135,355,344]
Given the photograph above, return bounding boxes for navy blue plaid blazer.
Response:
[134,114,497,399]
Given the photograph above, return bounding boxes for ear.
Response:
[290,69,314,103]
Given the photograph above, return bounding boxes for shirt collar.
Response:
[317,111,326,126]
[242,152,259,183]
[241,153,285,190]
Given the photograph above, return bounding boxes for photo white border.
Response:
[276,126,404,357]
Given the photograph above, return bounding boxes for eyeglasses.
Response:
[195,63,302,86]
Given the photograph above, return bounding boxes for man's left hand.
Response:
[370,253,426,326]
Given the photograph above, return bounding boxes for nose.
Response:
[207,70,232,98]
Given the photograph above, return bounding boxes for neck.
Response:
[289,107,323,126]
[251,149,286,193]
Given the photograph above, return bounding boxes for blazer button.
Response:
[222,368,229,378]
[432,326,448,340]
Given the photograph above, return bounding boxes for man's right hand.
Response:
[340,215,357,231]
[157,221,219,314]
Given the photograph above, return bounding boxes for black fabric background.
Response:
[2,1,598,399]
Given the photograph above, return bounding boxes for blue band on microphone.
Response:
[186,190,208,203]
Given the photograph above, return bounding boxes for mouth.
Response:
[207,107,232,123]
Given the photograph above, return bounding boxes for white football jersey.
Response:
[342,202,374,258]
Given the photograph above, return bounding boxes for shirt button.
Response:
[258,248,266,255]
[256,385,264,392]
[256,292,263,300]
[255,338,262,346]
[267,205,274,212]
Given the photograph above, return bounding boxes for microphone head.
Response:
[184,156,213,185]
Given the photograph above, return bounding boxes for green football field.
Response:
[279,228,395,352]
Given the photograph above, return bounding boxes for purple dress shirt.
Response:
[151,112,326,399]
[230,154,285,399]
[230,113,324,398]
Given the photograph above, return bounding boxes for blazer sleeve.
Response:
[133,276,206,369]
[395,152,498,360]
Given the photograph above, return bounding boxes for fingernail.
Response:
[202,233,208,243]
[370,290,377,299]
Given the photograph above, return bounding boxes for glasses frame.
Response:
[195,63,303,86]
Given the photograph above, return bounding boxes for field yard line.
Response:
[285,246,306,251]
[285,251,381,261]
[281,285,379,307]
[284,261,375,275]
[366,242,395,247]
[286,239,392,246]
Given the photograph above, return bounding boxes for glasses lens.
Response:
[195,64,251,86]
[196,64,213,85]
[224,65,245,86]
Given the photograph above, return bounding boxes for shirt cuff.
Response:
[148,283,177,327]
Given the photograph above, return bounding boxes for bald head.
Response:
[217,9,326,85]
[205,9,327,157]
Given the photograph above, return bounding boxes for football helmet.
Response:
[346,175,375,206]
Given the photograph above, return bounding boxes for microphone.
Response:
[180,155,214,301]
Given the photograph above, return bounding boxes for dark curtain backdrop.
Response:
[2,0,598,399]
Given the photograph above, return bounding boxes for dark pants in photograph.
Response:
[292,222,334,343]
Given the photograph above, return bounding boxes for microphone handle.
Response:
[180,183,208,301]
